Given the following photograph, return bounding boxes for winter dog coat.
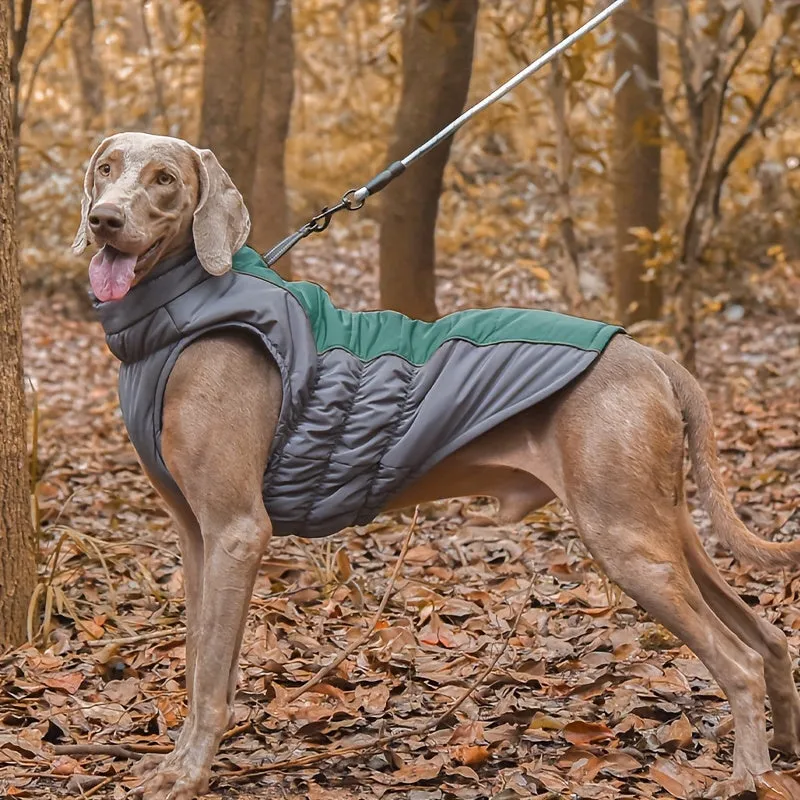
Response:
[94,246,622,538]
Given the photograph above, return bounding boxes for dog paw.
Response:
[131,753,167,779]
[705,773,756,799]
[135,756,211,800]
[770,732,800,758]
[705,770,800,800]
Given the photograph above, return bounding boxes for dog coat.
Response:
[94,246,623,538]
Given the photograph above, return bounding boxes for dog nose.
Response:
[88,204,125,235]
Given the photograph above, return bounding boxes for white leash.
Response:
[263,0,629,267]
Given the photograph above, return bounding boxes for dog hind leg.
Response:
[547,343,772,796]
[681,513,800,756]
[576,509,771,797]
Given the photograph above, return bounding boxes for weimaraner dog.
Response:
[74,132,800,799]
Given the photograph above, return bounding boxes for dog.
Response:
[74,132,800,800]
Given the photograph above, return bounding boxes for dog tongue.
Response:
[89,245,138,302]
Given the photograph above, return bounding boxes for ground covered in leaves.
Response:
[2,240,799,799]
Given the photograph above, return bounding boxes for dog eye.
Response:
[98,163,111,176]
[156,172,175,186]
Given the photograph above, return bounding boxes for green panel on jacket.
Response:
[232,246,622,366]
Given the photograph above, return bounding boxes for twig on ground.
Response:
[220,565,536,781]
[222,720,254,741]
[55,720,252,763]
[56,741,172,756]
[81,774,115,797]
[54,743,143,760]
[87,627,186,647]
[124,743,174,754]
[285,507,419,703]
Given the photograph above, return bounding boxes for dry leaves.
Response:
[2,234,799,799]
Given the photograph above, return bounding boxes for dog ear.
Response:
[72,136,115,255]
[192,148,251,276]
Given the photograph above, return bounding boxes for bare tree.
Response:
[120,0,148,53]
[10,0,32,146]
[70,0,104,123]
[155,0,182,48]
[249,0,295,274]
[15,0,80,154]
[613,0,662,324]
[1,0,37,648]
[379,0,479,320]
[667,0,797,371]
[199,0,295,277]
[544,0,582,310]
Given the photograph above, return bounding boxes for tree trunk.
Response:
[612,0,662,324]
[70,0,104,124]
[120,1,148,53]
[156,0,182,48]
[249,0,295,278]
[379,0,479,321]
[545,0,582,310]
[0,0,36,649]
[199,0,294,277]
[199,0,268,203]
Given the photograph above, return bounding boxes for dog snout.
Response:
[88,204,125,237]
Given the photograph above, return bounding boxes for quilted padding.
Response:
[94,248,623,538]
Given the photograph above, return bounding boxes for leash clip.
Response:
[262,188,369,267]
[304,185,367,233]
[307,199,346,233]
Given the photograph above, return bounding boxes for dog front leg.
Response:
[140,508,271,800]
[160,497,205,711]
[140,332,279,799]
[131,493,206,785]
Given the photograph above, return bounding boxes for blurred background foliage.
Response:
[11,0,800,344]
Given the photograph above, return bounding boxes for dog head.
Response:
[73,132,250,301]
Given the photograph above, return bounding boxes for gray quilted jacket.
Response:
[94,246,622,538]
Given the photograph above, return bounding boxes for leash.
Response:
[262,0,629,268]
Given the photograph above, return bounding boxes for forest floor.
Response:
[2,236,799,799]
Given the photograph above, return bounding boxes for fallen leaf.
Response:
[562,720,615,746]
[648,757,707,798]
[451,744,490,766]
[51,755,83,776]
[39,673,83,695]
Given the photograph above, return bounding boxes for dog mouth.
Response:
[88,239,163,302]
[137,238,163,264]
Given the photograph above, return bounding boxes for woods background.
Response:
[12,0,799,331]
[1,0,800,798]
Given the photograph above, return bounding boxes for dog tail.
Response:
[650,349,799,569]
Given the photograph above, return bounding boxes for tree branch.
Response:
[11,0,34,131]
[660,102,691,157]
[12,0,33,74]
[676,5,699,170]
[694,8,742,110]
[220,568,537,781]
[710,48,791,220]
[545,0,581,309]
[679,39,747,264]
[18,0,81,136]
[285,509,418,704]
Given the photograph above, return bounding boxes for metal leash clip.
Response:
[308,199,346,233]
[263,187,375,267]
